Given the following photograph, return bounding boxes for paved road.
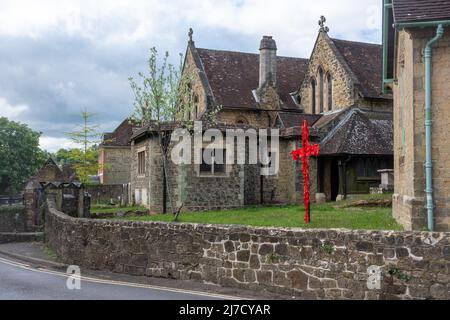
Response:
[0,256,231,300]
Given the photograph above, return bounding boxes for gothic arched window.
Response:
[327,73,333,111]
[318,68,324,113]
[311,79,316,114]
[194,95,199,119]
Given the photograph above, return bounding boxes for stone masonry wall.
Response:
[299,32,356,114]
[393,29,450,231]
[99,146,132,185]
[46,196,450,300]
[130,139,151,208]
[0,205,27,233]
[217,109,272,129]
[299,31,392,115]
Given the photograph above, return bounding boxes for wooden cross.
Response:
[291,120,320,224]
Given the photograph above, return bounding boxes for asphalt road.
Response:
[0,256,231,300]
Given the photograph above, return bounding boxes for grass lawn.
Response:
[90,204,147,214]
[108,194,403,231]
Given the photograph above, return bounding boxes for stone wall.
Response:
[46,196,450,300]
[0,232,43,244]
[393,29,450,231]
[130,139,151,208]
[130,133,311,213]
[217,109,272,129]
[0,205,27,233]
[98,146,132,185]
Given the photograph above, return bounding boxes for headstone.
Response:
[315,193,326,204]
[378,169,394,192]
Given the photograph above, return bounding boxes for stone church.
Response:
[101,19,394,214]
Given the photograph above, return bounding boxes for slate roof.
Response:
[102,119,139,147]
[393,0,450,23]
[196,48,309,110]
[319,108,393,156]
[332,39,385,99]
[276,112,322,128]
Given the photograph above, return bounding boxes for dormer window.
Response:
[290,92,301,106]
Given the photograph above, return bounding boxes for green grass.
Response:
[111,197,402,231]
[43,245,57,260]
[91,204,148,214]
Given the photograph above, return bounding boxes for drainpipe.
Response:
[424,24,444,231]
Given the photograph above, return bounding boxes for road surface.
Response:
[0,255,235,300]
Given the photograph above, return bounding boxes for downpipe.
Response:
[424,24,444,231]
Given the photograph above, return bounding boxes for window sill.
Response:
[197,172,229,178]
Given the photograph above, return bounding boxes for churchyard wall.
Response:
[46,196,450,300]
[0,205,27,233]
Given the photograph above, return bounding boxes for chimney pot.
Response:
[259,36,277,88]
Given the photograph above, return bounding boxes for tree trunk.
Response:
[159,132,174,215]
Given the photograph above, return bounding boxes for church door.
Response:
[330,159,340,201]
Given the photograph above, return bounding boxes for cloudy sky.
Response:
[0,0,382,152]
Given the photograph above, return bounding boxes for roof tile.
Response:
[393,0,450,23]
[196,48,308,109]
[332,39,386,99]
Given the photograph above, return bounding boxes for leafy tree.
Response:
[65,111,102,184]
[129,47,220,214]
[0,117,48,195]
[54,148,79,165]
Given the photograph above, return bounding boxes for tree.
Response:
[0,117,48,195]
[129,47,220,214]
[54,148,80,165]
[65,111,102,184]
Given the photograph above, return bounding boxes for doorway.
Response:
[330,158,340,201]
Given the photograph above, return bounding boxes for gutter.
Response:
[423,25,445,231]
[394,20,450,30]
[382,0,393,93]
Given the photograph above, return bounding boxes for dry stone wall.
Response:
[45,197,450,300]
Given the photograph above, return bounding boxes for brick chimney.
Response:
[259,36,277,88]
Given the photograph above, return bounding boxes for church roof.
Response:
[331,39,385,99]
[101,118,139,147]
[196,48,308,110]
[319,108,393,156]
[393,0,450,23]
[275,112,322,128]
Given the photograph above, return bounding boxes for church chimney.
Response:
[259,36,277,88]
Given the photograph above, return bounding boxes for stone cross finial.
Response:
[318,16,329,33]
[188,28,194,43]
